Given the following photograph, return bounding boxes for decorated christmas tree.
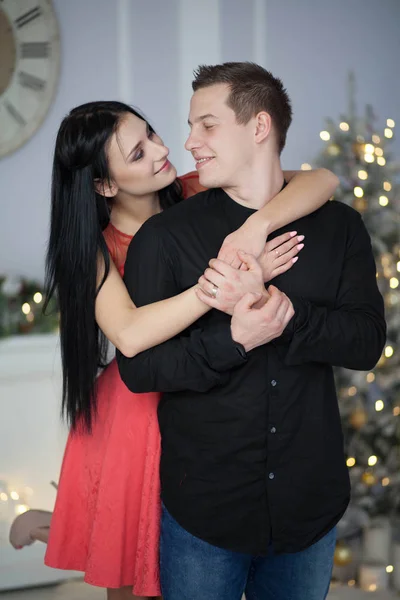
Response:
[310,73,400,519]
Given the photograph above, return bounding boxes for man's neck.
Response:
[223,155,284,210]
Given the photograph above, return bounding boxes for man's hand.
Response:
[231,285,295,352]
[259,232,304,282]
[195,253,265,315]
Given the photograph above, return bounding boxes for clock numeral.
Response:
[21,42,50,59]
[5,102,26,127]
[15,6,42,29]
[19,71,46,92]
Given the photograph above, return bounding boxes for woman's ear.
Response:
[94,178,118,198]
[254,111,272,144]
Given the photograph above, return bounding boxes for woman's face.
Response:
[106,112,177,198]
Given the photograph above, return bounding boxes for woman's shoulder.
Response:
[178,170,207,199]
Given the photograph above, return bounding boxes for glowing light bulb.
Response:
[372,134,380,143]
[379,195,389,207]
[390,277,399,289]
[382,478,390,487]
[364,154,375,163]
[368,455,378,466]
[33,292,43,304]
[301,163,312,170]
[21,303,30,315]
[385,346,394,358]
[366,373,375,383]
[387,119,395,128]
[377,156,386,166]
[347,457,356,467]
[10,491,19,500]
[384,128,393,138]
[383,181,392,191]
[358,170,368,180]
[375,147,384,156]
[340,122,349,131]
[348,386,357,396]
[364,143,374,154]
[320,131,330,141]
[15,504,29,515]
[375,400,384,412]
[354,187,364,198]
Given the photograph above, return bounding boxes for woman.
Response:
[31,101,337,599]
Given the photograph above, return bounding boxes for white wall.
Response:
[1,0,399,280]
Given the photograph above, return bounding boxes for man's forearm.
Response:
[283,297,386,370]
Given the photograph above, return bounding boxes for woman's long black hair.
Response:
[44,101,183,432]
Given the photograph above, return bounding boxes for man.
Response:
[117,62,386,600]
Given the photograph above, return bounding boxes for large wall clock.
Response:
[0,0,60,158]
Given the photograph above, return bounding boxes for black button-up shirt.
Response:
[117,188,386,555]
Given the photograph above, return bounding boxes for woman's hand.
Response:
[195,253,266,315]
[259,232,304,282]
[217,215,269,268]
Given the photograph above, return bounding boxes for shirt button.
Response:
[271,379,277,387]
[269,472,275,480]
[270,427,277,434]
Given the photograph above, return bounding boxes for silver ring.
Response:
[210,285,218,298]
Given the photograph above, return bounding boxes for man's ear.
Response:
[94,178,118,197]
[254,112,272,144]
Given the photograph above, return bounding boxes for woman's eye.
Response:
[203,124,214,130]
[132,149,144,162]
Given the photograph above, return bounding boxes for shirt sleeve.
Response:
[116,220,246,393]
[282,211,386,370]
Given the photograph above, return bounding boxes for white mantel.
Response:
[0,333,77,590]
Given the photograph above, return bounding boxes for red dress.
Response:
[45,173,204,595]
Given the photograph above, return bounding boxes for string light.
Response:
[393,407,400,416]
[372,134,381,143]
[339,122,349,131]
[384,128,393,138]
[387,119,395,128]
[397,261,400,273]
[375,147,384,156]
[379,195,389,207]
[369,584,377,592]
[348,580,356,587]
[358,170,368,180]
[347,457,356,467]
[390,278,399,289]
[385,346,394,358]
[364,143,374,154]
[368,455,378,466]
[0,493,8,502]
[348,386,357,396]
[383,181,392,191]
[364,154,375,163]
[366,373,375,383]
[21,303,30,315]
[320,131,330,141]
[382,478,391,487]
[375,400,384,412]
[10,491,19,500]
[301,163,312,170]
[33,292,43,304]
[386,565,394,573]
[354,187,364,198]
[377,156,386,166]
[15,504,29,515]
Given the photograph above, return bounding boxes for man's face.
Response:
[185,84,255,189]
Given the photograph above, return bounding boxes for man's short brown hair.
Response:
[192,62,292,153]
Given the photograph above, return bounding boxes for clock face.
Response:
[0,0,60,158]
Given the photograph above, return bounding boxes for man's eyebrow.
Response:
[188,114,219,126]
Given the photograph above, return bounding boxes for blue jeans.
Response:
[160,504,336,600]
